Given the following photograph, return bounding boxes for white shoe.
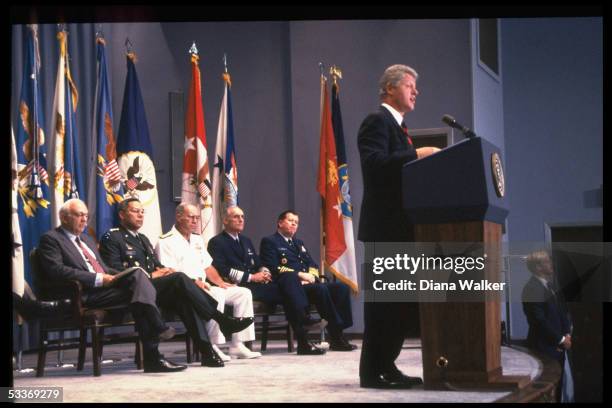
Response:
[212,344,231,362]
[229,343,262,359]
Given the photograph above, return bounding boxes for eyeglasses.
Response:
[185,215,200,221]
[70,211,89,218]
[128,208,145,215]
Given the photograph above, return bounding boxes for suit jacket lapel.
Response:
[120,226,147,253]
[56,227,92,271]
[224,231,245,260]
[379,106,409,148]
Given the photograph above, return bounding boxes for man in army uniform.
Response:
[99,198,254,367]
[208,206,326,355]
[260,210,357,352]
[155,203,261,360]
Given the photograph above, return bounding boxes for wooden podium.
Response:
[402,137,529,390]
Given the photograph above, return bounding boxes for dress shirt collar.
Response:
[61,227,80,242]
[124,227,139,237]
[225,230,240,241]
[381,103,404,127]
[535,275,552,289]
[277,231,294,242]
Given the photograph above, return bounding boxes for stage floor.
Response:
[13,339,541,403]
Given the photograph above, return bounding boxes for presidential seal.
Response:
[491,152,505,198]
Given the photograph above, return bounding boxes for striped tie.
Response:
[401,121,413,146]
[76,237,105,274]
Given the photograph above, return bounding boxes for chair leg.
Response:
[134,339,143,370]
[261,315,269,352]
[98,327,105,361]
[77,328,87,371]
[36,329,47,377]
[287,325,294,353]
[185,335,192,364]
[92,326,101,377]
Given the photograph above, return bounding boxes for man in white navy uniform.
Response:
[155,203,260,360]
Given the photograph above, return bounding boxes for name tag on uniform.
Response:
[126,250,137,256]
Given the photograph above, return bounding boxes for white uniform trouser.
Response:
[205,285,255,344]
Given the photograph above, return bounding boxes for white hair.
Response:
[59,198,86,216]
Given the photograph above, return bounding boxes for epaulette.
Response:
[159,231,174,239]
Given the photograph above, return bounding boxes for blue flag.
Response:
[88,37,124,240]
[212,72,239,234]
[15,25,51,286]
[116,51,162,243]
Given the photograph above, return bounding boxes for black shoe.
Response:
[13,293,72,320]
[215,314,254,338]
[158,326,176,341]
[329,336,358,351]
[200,342,224,367]
[296,342,326,355]
[385,370,423,386]
[360,373,416,389]
[143,357,187,373]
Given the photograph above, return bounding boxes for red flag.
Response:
[317,76,346,265]
[182,50,215,242]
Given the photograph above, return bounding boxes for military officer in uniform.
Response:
[260,210,357,352]
[208,206,326,355]
[99,198,254,367]
[155,203,261,360]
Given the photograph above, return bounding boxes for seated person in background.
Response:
[208,206,326,355]
[99,198,254,368]
[522,250,574,402]
[38,198,185,373]
[260,210,357,352]
[155,203,260,360]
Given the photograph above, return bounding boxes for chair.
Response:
[254,301,293,352]
[31,248,143,377]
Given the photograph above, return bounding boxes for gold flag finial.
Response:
[330,65,342,87]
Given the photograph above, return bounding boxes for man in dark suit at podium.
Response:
[357,64,440,389]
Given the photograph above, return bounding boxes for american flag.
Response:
[104,159,121,183]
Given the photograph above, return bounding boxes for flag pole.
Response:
[318,62,326,279]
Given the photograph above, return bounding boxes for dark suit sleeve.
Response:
[140,234,164,269]
[522,301,565,346]
[522,281,565,347]
[298,239,319,270]
[358,114,417,179]
[38,233,97,289]
[259,237,280,277]
[207,237,232,280]
[99,232,126,271]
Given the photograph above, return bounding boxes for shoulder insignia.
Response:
[109,228,119,232]
[159,231,174,239]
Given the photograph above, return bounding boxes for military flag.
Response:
[181,43,216,245]
[212,64,238,235]
[88,35,124,241]
[49,28,84,227]
[116,48,162,245]
[15,24,51,286]
[317,69,358,293]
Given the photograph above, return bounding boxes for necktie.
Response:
[401,121,413,146]
[75,237,105,274]
[288,239,296,251]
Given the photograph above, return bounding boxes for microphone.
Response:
[441,114,477,138]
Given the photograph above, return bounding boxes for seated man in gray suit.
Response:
[38,198,185,373]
